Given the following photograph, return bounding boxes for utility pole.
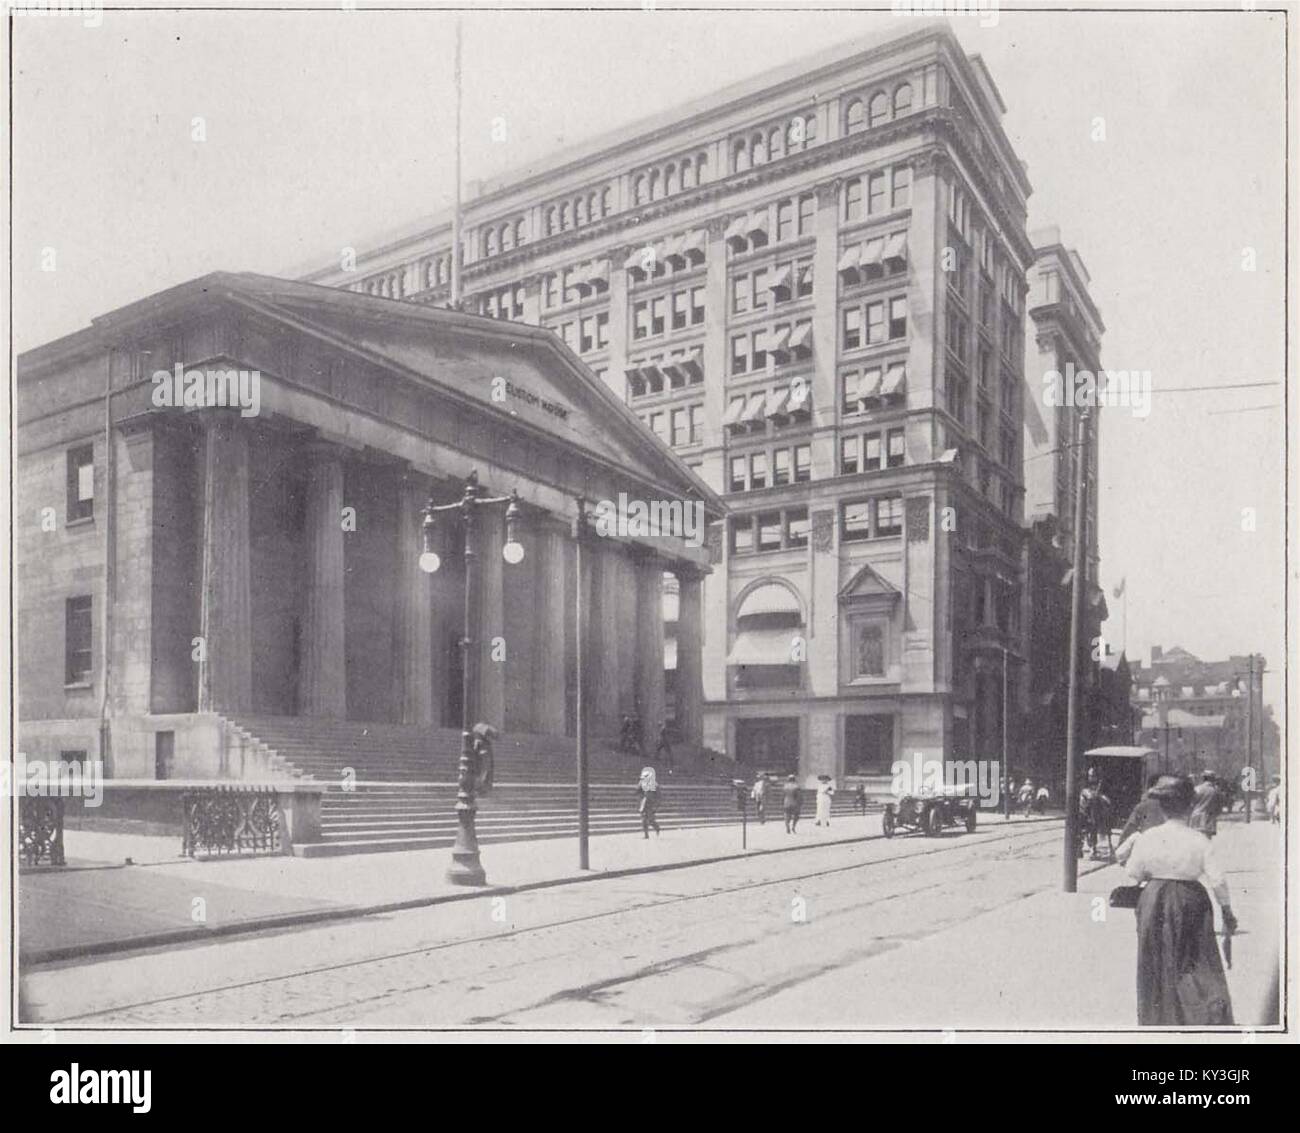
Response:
[1001,644,1010,820]
[574,499,591,869]
[1063,409,1090,892]
[1245,655,1254,823]
[449,17,463,310]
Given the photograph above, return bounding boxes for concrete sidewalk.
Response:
[31,808,1048,963]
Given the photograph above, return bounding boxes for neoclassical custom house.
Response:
[17,274,721,783]
[306,21,1108,781]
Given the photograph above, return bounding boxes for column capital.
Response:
[814,177,843,206]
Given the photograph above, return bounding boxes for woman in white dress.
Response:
[815,776,835,827]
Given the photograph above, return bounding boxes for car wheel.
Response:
[882,808,896,838]
[925,804,944,837]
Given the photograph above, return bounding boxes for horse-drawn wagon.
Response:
[1079,745,1159,859]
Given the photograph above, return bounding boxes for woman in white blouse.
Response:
[1123,775,1237,1025]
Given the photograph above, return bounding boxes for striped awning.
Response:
[860,237,886,269]
[788,322,813,353]
[739,393,767,424]
[881,362,907,397]
[722,397,748,426]
[727,628,800,666]
[767,264,793,293]
[857,368,883,400]
[883,232,908,265]
[764,387,792,418]
[763,325,792,355]
[837,245,862,275]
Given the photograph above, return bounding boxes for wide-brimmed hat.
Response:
[817,774,832,782]
[1148,775,1195,809]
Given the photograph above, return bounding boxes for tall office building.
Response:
[306,21,1038,782]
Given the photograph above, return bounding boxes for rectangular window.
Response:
[752,268,768,306]
[731,334,749,374]
[757,511,783,551]
[729,456,748,493]
[751,331,767,372]
[691,286,706,325]
[671,407,689,447]
[794,445,811,483]
[864,432,882,472]
[840,436,860,475]
[633,301,649,340]
[67,444,94,522]
[773,448,791,486]
[580,317,596,354]
[866,301,885,345]
[842,307,862,350]
[750,452,768,490]
[842,370,860,416]
[845,179,862,222]
[842,502,872,542]
[886,428,905,468]
[672,291,689,331]
[690,404,704,443]
[891,166,911,209]
[65,595,92,684]
[777,200,795,243]
[732,276,750,314]
[787,507,810,548]
[651,296,666,336]
[797,259,813,298]
[876,496,903,536]
[799,194,816,235]
[731,517,754,554]
[649,411,666,441]
[889,296,907,340]
[597,311,610,348]
[867,172,887,214]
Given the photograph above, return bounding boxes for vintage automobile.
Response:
[881,782,979,838]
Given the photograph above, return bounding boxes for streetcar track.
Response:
[37,823,1075,1024]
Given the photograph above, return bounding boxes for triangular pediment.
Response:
[839,563,900,602]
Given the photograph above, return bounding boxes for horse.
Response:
[1078,786,1115,860]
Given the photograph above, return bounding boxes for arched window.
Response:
[769,127,785,160]
[733,140,750,172]
[893,83,913,116]
[560,202,572,230]
[546,207,558,236]
[602,186,614,214]
[484,229,497,257]
[805,115,817,145]
[514,219,526,246]
[634,174,649,205]
[697,151,709,180]
[681,158,695,189]
[500,223,514,252]
[589,193,600,219]
[666,163,679,195]
[846,98,865,133]
[649,169,663,200]
[751,133,767,166]
[869,91,889,127]
[576,196,587,226]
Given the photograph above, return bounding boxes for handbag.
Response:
[1108,884,1144,909]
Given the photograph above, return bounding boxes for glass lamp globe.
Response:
[502,540,524,565]
[418,550,442,574]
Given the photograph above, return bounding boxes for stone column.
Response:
[478,505,506,732]
[197,415,253,714]
[634,555,667,739]
[590,541,622,735]
[503,511,539,733]
[674,567,705,749]
[298,443,347,718]
[533,520,569,736]
[394,470,434,725]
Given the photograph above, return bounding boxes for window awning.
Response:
[837,245,862,275]
[722,397,748,426]
[586,259,610,289]
[857,369,883,400]
[788,322,813,353]
[860,237,885,269]
[683,228,708,263]
[574,261,597,294]
[738,583,802,617]
[724,216,749,247]
[727,627,800,666]
[746,209,769,238]
[679,347,704,377]
[787,384,812,416]
[767,265,793,293]
[661,235,686,266]
[664,636,678,671]
[881,362,907,397]
[883,232,908,266]
[624,247,646,269]
[799,264,815,291]
[763,325,792,355]
[764,387,791,418]
[739,393,767,424]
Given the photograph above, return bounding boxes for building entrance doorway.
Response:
[735,717,799,775]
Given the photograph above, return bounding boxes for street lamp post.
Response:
[420,471,524,887]
[573,498,591,871]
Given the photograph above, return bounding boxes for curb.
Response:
[22,815,1065,967]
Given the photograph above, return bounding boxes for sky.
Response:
[9,1,1289,710]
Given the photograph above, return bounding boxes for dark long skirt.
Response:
[1136,879,1233,1026]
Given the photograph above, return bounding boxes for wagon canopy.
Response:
[1084,746,1158,759]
